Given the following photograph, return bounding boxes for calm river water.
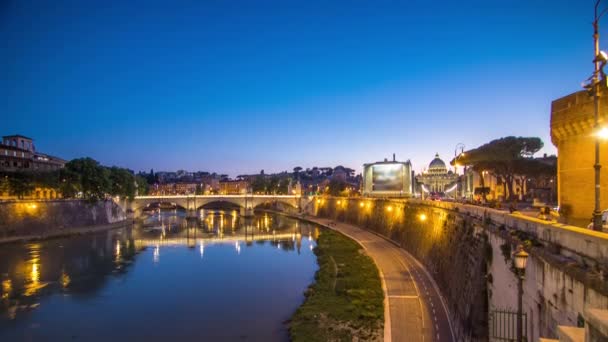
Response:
[0,210,320,341]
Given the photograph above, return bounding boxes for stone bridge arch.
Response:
[125,195,313,218]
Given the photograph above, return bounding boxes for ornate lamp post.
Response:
[513,245,529,342]
[454,143,465,199]
[590,0,608,230]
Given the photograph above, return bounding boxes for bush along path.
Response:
[289,229,384,342]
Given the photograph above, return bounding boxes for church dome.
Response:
[428,153,447,173]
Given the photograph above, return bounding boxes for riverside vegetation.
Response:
[289,229,384,342]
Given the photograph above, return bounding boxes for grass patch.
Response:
[289,229,384,342]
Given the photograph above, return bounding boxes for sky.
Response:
[0,0,599,176]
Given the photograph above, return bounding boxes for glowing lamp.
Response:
[419,213,427,222]
[598,127,608,140]
[513,246,529,271]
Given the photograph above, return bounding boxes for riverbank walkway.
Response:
[303,215,455,342]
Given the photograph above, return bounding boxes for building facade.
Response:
[0,135,65,172]
[551,89,608,224]
[219,180,250,195]
[416,153,459,197]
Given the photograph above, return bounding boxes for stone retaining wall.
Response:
[312,197,608,341]
[0,200,126,241]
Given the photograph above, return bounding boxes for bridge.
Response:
[122,194,314,218]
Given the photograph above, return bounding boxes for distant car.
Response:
[587,210,608,230]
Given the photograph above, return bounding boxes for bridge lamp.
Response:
[337,200,342,205]
[386,205,393,212]
[359,202,365,208]
[418,213,427,222]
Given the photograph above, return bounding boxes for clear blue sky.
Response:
[1,0,597,175]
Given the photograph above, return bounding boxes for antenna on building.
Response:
[393,153,396,162]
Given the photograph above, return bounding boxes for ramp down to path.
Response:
[306,216,455,342]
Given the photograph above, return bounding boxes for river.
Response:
[0,210,319,341]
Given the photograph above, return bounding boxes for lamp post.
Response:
[591,0,608,230]
[455,143,465,199]
[513,245,529,342]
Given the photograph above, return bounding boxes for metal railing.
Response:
[490,309,527,341]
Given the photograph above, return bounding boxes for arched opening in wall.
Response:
[254,200,297,213]
[139,202,188,217]
[198,201,242,231]
[198,201,242,212]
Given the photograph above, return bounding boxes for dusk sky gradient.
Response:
[1,0,598,176]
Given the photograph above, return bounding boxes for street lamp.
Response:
[455,143,466,199]
[513,245,529,342]
[589,0,608,230]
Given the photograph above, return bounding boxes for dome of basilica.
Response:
[428,153,447,173]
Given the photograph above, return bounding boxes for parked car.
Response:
[587,210,608,230]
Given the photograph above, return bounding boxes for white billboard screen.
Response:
[372,164,403,191]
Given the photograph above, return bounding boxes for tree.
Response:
[58,167,81,198]
[453,137,544,200]
[328,179,347,196]
[7,172,34,199]
[65,158,111,202]
[135,175,149,196]
[277,178,290,194]
[251,175,268,194]
[267,176,280,194]
[108,167,137,199]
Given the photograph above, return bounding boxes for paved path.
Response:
[306,216,455,342]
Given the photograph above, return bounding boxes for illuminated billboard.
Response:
[363,160,413,197]
[372,164,404,191]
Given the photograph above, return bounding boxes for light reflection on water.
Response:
[0,211,319,341]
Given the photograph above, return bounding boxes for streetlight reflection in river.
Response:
[153,244,160,263]
[200,243,204,259]
[61,270,71,288]
[115,240,121,262]
[2,279,12,299]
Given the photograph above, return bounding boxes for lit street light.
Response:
[513,245,529,342]
[454,143,466,200]
[588,0,608,230]
[597,126,608,139]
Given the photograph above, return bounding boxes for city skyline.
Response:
[3,0,591,176]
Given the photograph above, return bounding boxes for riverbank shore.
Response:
[270,210,455,342]
[289,228,384,341]
[0,220,131,245]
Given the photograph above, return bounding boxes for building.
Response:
[362,155,413,197]
[416,153,459,198]
[219,180,250,195]
[0,135,65,172]
[551,89,608,224]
